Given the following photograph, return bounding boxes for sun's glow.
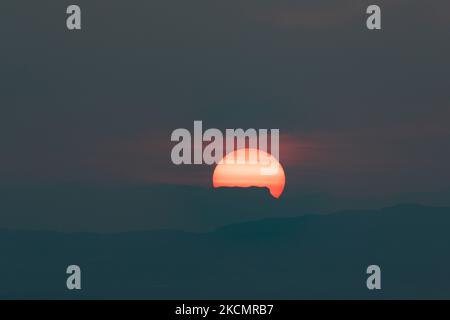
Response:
[212,148,286,198]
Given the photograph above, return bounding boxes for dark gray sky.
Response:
[1,0,449,200]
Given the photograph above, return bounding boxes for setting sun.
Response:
[212,148,286,198]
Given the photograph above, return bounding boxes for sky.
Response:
[1,0,450,202]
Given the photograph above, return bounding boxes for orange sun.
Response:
[212,148,286,198]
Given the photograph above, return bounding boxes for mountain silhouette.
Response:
[0,184,336,232]
[3,184,447,233]
[0,203,449,299]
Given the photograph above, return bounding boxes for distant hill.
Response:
[0,184,340,232]
[2,184,449,233]
[0,204,449,299]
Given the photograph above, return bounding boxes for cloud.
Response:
[0,0,449,198]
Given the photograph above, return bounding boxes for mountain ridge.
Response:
[0,203,449,299]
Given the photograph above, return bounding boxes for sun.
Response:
[212,148,286,198]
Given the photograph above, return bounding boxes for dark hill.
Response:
[0,204,449,299]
